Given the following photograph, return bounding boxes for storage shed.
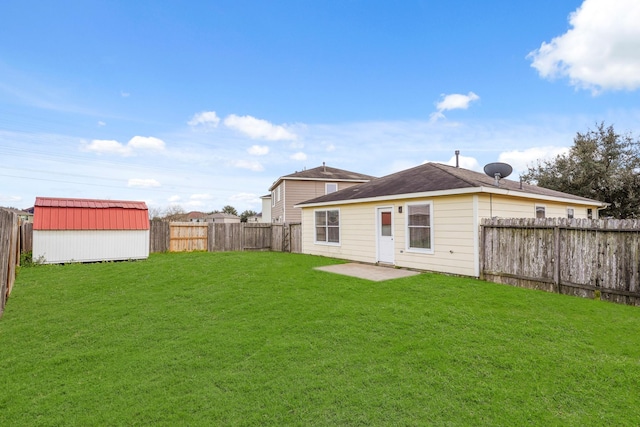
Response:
[33,197,150,264]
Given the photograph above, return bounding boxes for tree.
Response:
[521,123,640,219]
[221,205,238,216]
[162,205,186,221]
[240,209,257,223]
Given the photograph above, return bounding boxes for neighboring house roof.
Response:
[34,197,149,230]
[206,213,240,220]
[296,162,607,207]
[2,207,33,216]
[269,164,376,191]
[187,211,207,220]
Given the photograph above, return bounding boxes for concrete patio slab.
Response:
[314,263,420,282]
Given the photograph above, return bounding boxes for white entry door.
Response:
[377,207,394,264]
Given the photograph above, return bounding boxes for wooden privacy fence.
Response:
[0,209,20,317]
[481,218,640,305]
[149,221,302,254]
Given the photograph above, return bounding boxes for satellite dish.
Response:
[484,162,513,186]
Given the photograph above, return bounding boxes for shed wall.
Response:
[33,230,150,264]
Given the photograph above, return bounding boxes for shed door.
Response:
[377,207,394,264]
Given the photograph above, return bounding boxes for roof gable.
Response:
[269,165,375,191]
[296,163,605,206]
[34,197,149,230]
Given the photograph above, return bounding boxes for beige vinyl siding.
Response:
[285,180,363,223]
[396,195,476,276]
[301,202,377,263]
[302,195,478,276]
[301,192,601,278]
[477,194,596,220]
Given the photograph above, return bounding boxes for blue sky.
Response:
[2,0,639,213]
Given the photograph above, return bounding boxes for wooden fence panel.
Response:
[0,209,19,317]
[271,224,283,252]
[290,223,302,253]
[150,221,302,254]
[481,218,640,306]
[243,224,271,251]
[170,222,208,252]
[20,222,33,254]
[150,220,170,253]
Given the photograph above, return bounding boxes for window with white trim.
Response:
[271,191,275,207]
[567,207,574,219]
[326,183,338,194]
[406,202,433,251]
[276,186,281,202]
[536,205,546,219]
[315,209,340,244]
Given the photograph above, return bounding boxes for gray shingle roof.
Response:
[269,165,375,191]
[297,162,605,206]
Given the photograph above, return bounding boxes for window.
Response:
[406,202,433,251]
[326,183,338,194]
[567,208,574,219]
[587,208,593,219]
[271,191,275,207]
[381,211,392,236]
[536,205,546,219]
[276,186,281,202]
[315,209,340,244]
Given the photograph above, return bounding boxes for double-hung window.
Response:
[315,209,340,244]
[406,202,433,252]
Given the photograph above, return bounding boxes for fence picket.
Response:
[481,218,640,305]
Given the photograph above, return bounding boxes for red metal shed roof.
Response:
[34,197,150,230]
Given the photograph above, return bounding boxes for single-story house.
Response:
[33,197,150,264]
[295,162,607,278]
[204,213,241,223]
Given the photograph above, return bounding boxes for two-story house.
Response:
[267,163,375,224]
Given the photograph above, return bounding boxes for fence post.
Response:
[553,224,561,293]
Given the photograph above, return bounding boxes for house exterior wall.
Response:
[33,230,150,264]
[301,195,478,276]
[301,192,601,277]
[261,197,272,223]
[273,180,363,224]
[476,194,598,220]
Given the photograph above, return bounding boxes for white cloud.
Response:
[190,193,213,200]
[498,146,570,175]
[430,92,480,122]
[121,91,130,97]
[229,192,260,203]
[84,139,131,156]
[326,143,336,152]
[97,121,106,127]
[444,154,481,172]
[168,195,181,202]
[290,152,307,161]
[231,159,264,172]
[188,111,220,128]
[0,195,22,204]
[128,136,165,151]
[82,136,165,156]
[224,114,297,141]
[248,145,269,155]
[127,178,161,188]
[528,0,640,93]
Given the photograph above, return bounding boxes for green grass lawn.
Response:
[2,251,640,426]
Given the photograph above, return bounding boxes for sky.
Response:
[1,0,640,214]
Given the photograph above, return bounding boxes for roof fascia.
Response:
[295,186,607,208]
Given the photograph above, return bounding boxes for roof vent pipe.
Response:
[323,161,326,172]
[455,150,460,168]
